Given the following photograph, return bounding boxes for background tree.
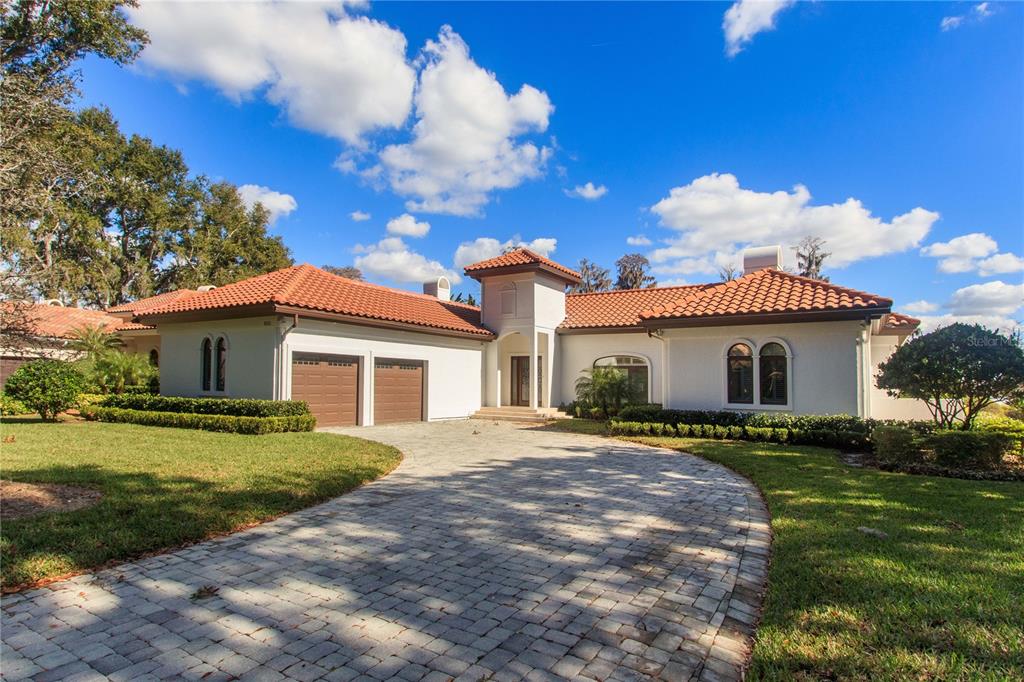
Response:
[793,236,830,281]
[718,264,739,282]
[321,265,363,280]
[1,0,147,334]
[614,253,656,290]
[876,323,1024,430]
[450,291,478,306]
[165,181,291,291]
[570,258,612,293]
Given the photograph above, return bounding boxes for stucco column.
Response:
[529,328,538,409]
[486,340,500,407]
[544,332,555,408]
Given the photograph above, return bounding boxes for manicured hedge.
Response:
[608,420,871,450]
[81,406,315,434]
[875,424,1016,471]
[99,394,310,417]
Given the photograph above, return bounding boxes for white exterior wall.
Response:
[283,319,485,424]
[556,332,665,406]
[157,317,278,398]
[869,335,934,420]
[662,320,863,415]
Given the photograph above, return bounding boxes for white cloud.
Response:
[128,2,416,146]
[453,236,557,269]
[941,3,995,31]
[354,236,460,284]
[565,182,608,200]
[978,253,1024,277]
[901,300,940,314]
[385,213,430,238]
[920,232,1023,276]
[237,184,297,223]
[941,16,964,31]
[947,280,1024,316]
[626,235,652,246]
[723,0,795,56]
[350,210,371,222]
[649,173,937,272]
[916,313,1020,335]
[377,26,553,216]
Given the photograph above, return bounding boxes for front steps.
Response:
[470,406,571,423]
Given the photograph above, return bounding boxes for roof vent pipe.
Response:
[197,285,217,292]
[743,245,783,276]
[423,276,451,301]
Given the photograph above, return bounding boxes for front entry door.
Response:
[511,356,542,406]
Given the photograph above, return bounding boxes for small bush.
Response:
[588,406,606,420]
[676,423,691,437]
[727,425,744,440]
[81,406,315,434]
[926,431,1013,470]
[745,426,772,442]
[773,428,790,443]
[0,393,31,416]
[873,425,923,465]
[99,394,310,417]
[4,360,85,420]
[76,393,105,409]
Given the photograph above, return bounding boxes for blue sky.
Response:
[79,1,1022,330]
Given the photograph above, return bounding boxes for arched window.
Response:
[148,349,159,368]
[215,336,227,392]
[594,355,650,404]
[200,338,212,391]
[759,342,788,405]
[726,343,754,404]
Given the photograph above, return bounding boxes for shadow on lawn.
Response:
[2,440,765,680]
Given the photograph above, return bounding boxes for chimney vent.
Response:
[197,285,217,292]
[743,245,783,276]
[423,276,451,301]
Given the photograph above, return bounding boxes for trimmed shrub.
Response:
[99,394,310,417]
[873,425,923,465]
[926,431,1013,470]
[745,426,772,442]
[81,406,315,434]
[676,423,691,437]
[773,428,790,443]
[4,360,85,420]
[0,393,31,416]
[76,393,105,409]
[728,425,744,440]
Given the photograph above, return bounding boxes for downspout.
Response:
[856,318,871,418]
[275,314,299,400]
[648,328,669,407]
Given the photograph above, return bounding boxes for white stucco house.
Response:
[121,245,929,426]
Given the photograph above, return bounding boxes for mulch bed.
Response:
[1,480,102,520]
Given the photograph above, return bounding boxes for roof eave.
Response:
[273,305,495,340]
[465,262,581,285]
[639,306,892,329]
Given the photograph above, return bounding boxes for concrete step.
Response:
[470,413,551,423]
[471,407,571,423]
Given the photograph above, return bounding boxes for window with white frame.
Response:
[725,339,791,408]
[594,355,650,403]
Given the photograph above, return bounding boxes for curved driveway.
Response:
[1,421,769,681]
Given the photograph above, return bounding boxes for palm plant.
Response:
[91,351,155,394]
[68,324,123,356]
[575,366,631,413]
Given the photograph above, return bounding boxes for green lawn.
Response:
[547,420,1024,680]
[0,417,401,590]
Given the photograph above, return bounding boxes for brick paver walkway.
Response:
[1,421,769,681]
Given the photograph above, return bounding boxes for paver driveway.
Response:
[1,421,769,682]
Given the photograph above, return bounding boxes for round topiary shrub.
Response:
[4,360,85,421]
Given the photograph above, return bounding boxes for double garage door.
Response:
[291,353,423,427]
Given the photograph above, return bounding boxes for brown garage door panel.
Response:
[374,360,423,424]
[292,353,359,427]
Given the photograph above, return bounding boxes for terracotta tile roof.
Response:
[138,264,493,337]
[464,248,581,281]
[562,285,712,330]
[107,289,198,314]
[18,304,134,339]
[640,269,892,322]
[881,312,921,333]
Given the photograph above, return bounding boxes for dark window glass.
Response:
[215,337,227,392]
[201,338,211,391]
[759,342,787,405]
[727,343,754,404]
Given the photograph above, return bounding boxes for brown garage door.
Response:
[374,359,424,424]
[291,353,359,427]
